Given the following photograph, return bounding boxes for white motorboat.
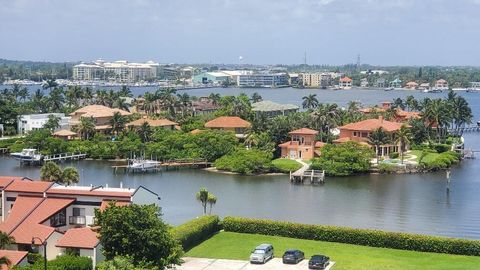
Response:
[128,159,159,170]
[10,149,42,161]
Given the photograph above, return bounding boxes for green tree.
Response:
[208,93,221,106]
[95,204,182,270]
[368,127,391,163]
[138,122,153,143]
[40,161,62,182]
[207,194,217,215]
[43,114,61,132]
[61,167,80,185]
[301,94,318,110]
[250,92,263,103]
[109,112,126,136]
[395,125,412,164]
[0,232,14,268]
[97,256,147,270]
[77,117,96,140]
[196,188,209,215]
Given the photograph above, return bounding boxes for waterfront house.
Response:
[252,100,299,117]
[204,116,251,138]
[435,79,449,90]
[334,116,407,156]
[359,102,420,123]
[0,176,159,268]
[418,82,430,90]
[405,81,418,90]
[17,113,70,134]
[53,129,77,140]
[127,116,178,130]
[374,78,386,88]
[191,97,221,116]
[360,78,369,88]
[389,78,402,88]
[339,76,353,89]
[278,128,325,160]
[69,105,131,134]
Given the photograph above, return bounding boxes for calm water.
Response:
[1,87,480,239]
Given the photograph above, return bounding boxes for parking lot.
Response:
[176,257,335,270]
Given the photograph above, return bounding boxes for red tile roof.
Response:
[0,196,44,234]
[11,197,75,244]
[0,177,26,188]
[339,118,404,132]
[100,200,131,211]
[70,105,131,118]
[205,116,251,128]
[0,250,28,269]
[47,187,134,199]
[56,227,99,249]
[4,180,54,194]
[339,76,352,82]
[289,128,318,135]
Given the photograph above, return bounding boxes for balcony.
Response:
[69,215,86,225]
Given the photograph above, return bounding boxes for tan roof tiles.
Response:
[56,227,99,249]
[70,105,131,118]
[205,116,251,128]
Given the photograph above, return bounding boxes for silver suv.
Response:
[250,244,274,264]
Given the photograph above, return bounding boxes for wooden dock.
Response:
[43,153,87,162]
[113,158,211,174]
[290,169,325,184]
[448,125,480,135]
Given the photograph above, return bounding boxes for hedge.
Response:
[171,215,221,251]
[15,255,92,270]
[222,216,480,256]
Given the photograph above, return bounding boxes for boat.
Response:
[127,159,160,171]
[384,87,395,91]
[423,89,443,93]
[10,149,42,161]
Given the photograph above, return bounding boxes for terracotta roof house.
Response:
[339,76,352,89]
[0,250,28,269]
[334,116,409,157]
[0,177,159,268]
[69,105,131,134]
[405,81,418,90]
[127,117,178,130]
[205,116,251,138]
[359,102,421,123]
[53,129,77,140]
[418,82,430,90]
[278,128,325,160]
[191,97,221,116]
[435,79,449,90]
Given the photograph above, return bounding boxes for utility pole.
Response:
[446,170,451,193]
[356,54,361,71]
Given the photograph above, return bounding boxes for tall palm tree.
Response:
[250,92,263,103]
[177,93,191,116]
[113,98,130,111]
[302,94,318,110]
[423,99,451,143]
[138,121,153,143]
[392,98,405,110]
[83,87,94,105]
[42,79,58,91]
[207,194,217,215]
[43,114,61,132]
[77,117,96,140]
[395,125,412,164]
[451,96,473,132]
[208,93,221,106]
[157,88,177,116]
[118,85,133,97]
[40,161,63,182]
[109,112,126,136]
[48,87,65,112]
[61,167,80,185]
[196,188,209,215]
[368,127,391,163]
[405,95,418,111]
[0,232,14,269]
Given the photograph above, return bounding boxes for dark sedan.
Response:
[308,255,330,269]
[282,249,304,264]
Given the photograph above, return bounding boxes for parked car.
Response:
[282,249,305,264]
[308,255,330,269]
[249,244,274,264]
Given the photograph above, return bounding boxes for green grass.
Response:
[271,158,302,172]
[186,232,480,270]
[410,150,440,162]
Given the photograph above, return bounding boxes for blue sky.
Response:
[1,0,480,65]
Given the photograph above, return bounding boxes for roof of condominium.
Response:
[338,117,405,132]
[70,105,131,118]
[4,180,54,193]
[289,128,319,135]
[127,117,178,127]
[0,250,28,269]
[46,185,135,198]
[252,100,299,112]
[56,227,100,249]
[205,116,251,128]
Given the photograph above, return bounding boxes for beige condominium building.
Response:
[300,73,332,88]
[73,59,159,82]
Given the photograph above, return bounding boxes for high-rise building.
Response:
[300,73,332,88]
[73,60,159,82]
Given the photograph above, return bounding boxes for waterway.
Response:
[1,86,480,239]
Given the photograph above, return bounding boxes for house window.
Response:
[50,208,66,227]
[353,132,358,137]
[73,208,85,216]
[361,132,368,137]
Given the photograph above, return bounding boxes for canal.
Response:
[1,87,480,239]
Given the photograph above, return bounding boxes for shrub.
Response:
[311,142,373,176]
[15,255,92,270]
[420,151,460,171]
[271,158,302,173]
[433,143,451,153]
[222,216,480,256]
[171,215,221,251]
[378,163,397,174]
[389,152,399,159]
[214,149,273,174]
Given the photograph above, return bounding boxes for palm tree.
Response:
[0,256,11,269]
[0,232,13,269]
[196,188,209,215]
[61,167,80,185]
[368,127,391,163]
[422,99,451,143]
[395,125,412,164]
[48,87,65,112]
[109,112,126,136]
[208,93,221,106]
[157,88,177,116]
[77,117,96,140]
[42,79,58,91]
[177,93,191,116]
[18,87,29,102]
[312,103,339,141]
[113,98,130,111]
[83,87,94,105]
[118,85,133,97]
[405,95,418,111]
[302,94,318,110]
[250,92,262,103]
[207,194,217,214]
[40,161,62,182]
[392,98,405,110]
[43,114,61,132]
[138,121,153,143]
[451,96,473,132]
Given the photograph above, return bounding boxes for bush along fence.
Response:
[171,215,221,251]
[222,216,480,256]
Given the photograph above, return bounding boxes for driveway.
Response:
[176,257,335,270]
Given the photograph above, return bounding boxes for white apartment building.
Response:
[73,60,159,82]
[0,176,160,268]
[300,73,332,88]
[17,113,70,134]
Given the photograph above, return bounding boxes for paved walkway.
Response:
[176,258,335,270]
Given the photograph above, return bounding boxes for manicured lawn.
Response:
[186,232,480,270]
[410,150,440,163]
[272,158,302,172]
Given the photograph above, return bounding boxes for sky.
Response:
[1,0,480,66]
